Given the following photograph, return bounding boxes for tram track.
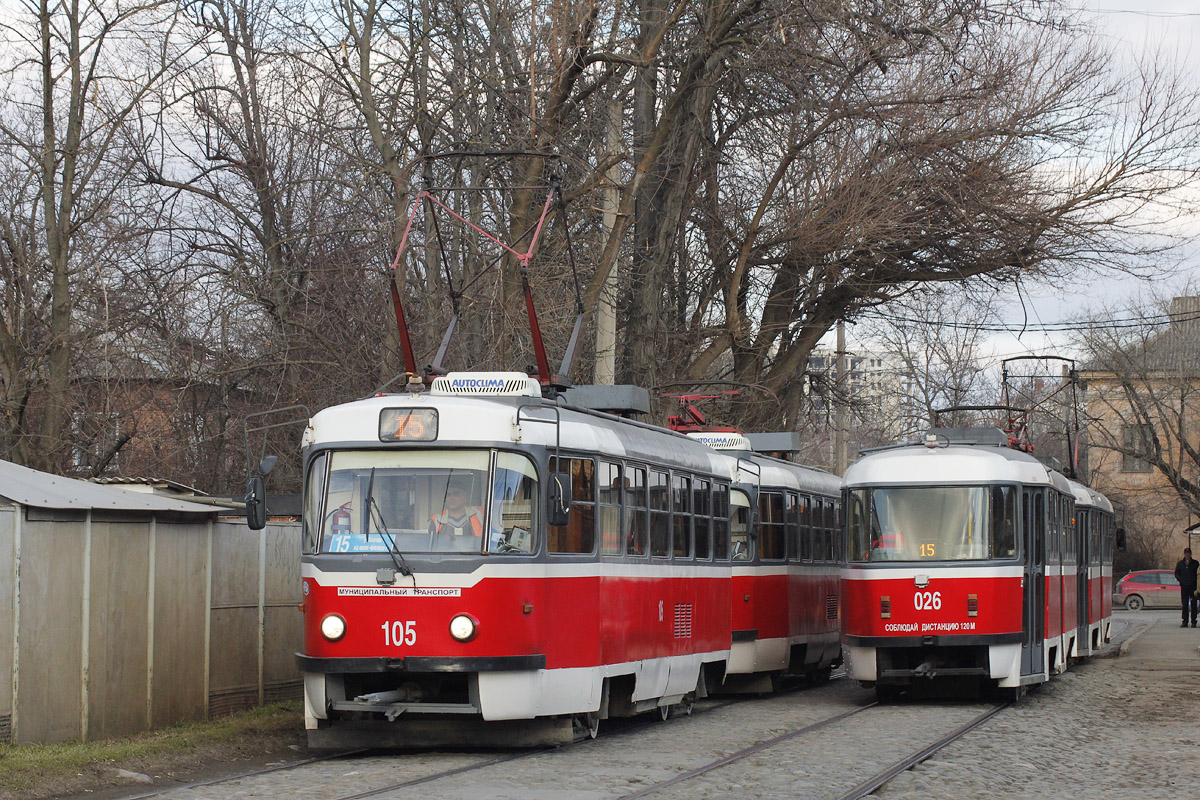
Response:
[612,699,1009,800]
[104,673,842,800]
[834,702,1010,800]
[615,701,877,800]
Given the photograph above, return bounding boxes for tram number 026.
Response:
[381,620,417,647]
[914,591,942,611]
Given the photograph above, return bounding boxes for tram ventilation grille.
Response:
[674,604,693,638]
[826,595,838,620]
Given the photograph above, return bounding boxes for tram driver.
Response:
[429,478,507,552]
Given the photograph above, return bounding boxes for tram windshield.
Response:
[847,485,1018,562]
[309,449,538,555]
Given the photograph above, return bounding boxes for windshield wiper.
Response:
[364,468,416,586]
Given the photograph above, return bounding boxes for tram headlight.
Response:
[320,613,347,642]
[449,614,477,642]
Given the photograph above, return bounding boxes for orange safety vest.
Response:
[430,508,484,537]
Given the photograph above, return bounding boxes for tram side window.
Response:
[649,470,670,557]
[491,452,539,553]
[673,474,692,558]
[824,499,838,561]
[799,495,813,561]
[731,489,752,560]
[1090,514,1101,566]
[1066,499,1077,563]
[847,490,868,562]
[694,479,712,560]
[1104,516,1114,562]
[626,466,648,556]
[713,483,730,560]
[1034,489,1046,561]
[992,485,1017,559]
[599,461,624,555]
[759,491,786,560]
[302,452,328,555]
[786,493,800,562]
[548,457,596,554]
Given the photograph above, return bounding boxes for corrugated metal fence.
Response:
[0,505,301,743]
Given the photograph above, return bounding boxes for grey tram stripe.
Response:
[835,702,1011,800]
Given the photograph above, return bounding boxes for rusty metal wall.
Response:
[87,519,151,740]
[150,520,209,728]
[0,506,14,741]
[208,522,264,716]
[17,518,85,743]
[3,511,301,744]
[263,524,304,703]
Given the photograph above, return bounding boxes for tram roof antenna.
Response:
[933,404,1031,452]
[382,150,565,392]
[663,392,742,433]
[1001,355,1081,478]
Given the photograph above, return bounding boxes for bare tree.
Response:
[0,0,198,472]
[1078,294,1200,519]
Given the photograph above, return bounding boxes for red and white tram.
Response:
[281,373,842,748]
[689,433,842,689]
[840,427,1117,700]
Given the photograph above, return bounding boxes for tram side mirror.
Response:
[1116,527,1127,553]
[548,472,571,527]
[245,474,267,531]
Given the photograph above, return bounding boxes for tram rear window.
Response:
[847,485,1018,563]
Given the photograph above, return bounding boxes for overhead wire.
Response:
[858,308,1200,332]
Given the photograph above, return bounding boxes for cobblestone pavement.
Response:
[100,610,1198,800]
[877,611,1200,800]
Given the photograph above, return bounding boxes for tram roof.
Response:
[305,393,733,478]
[843,443,1072,491]
[1068,479,1114,513]
[734,453,840,496]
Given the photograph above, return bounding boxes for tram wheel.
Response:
[657,704,671,721]
[810,666,832,685]
[875,684,904,703]
[573,713,600,740]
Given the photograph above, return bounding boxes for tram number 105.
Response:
[914,591,942,611]
[381,620,417,647]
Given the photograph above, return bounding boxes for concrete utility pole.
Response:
[594,101,622,385]
[835,320,848,475]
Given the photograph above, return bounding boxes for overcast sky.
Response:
[977,1,1200,361]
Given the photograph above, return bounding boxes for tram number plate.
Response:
[381,620,417,647]
[914,591,942,611]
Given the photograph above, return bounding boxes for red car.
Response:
[1114,570,1181,611]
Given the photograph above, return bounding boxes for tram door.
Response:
[1076,511,1090,652]
[1021,488,1045,676]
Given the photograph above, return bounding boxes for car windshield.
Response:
[311,449,538,555]
[847,485,1018,562]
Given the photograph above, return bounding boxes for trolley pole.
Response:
[835,320,848,475]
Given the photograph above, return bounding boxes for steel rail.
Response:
[106,671,846,800]
[834,702,1011,800]
[614,701,876,800]
[113,748,370,800]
